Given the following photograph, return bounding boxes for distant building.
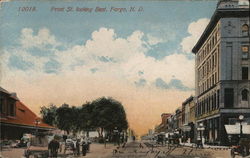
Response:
[192,0,249,145]
[181,96,195,143]
[0,87,54,140]
[174,107,182,133]
[155,113,171,133]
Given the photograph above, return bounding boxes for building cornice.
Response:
[192,8,249,54]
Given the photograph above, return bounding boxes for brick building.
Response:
[0,87,54,140]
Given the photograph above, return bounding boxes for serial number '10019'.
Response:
[18,7,36,12]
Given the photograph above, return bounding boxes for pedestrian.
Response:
[196,138,202,149]
[82,141,87,156]
[85,137,91,152]
[76,139,80,156]
[72,138,77,156]
[48,138,60,158]
[139,142,143,148]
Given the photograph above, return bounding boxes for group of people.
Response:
[48,136,91,158]
[70,138,90,156]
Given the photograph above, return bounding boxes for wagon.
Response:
[23,133,50,158]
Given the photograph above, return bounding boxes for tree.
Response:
[39,97,129,137]
[40,104,57,126]
[70,106,82,135]
[56,103,75,134]
[78,102,93,137]
[90,97,128,137]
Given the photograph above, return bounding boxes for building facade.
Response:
[192,0,250,145]
[155,113,171,133]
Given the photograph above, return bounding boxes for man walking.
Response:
[82,141,87,156]
[48,138,60,158]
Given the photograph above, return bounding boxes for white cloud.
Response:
[181,18,210,53]
[121,53,194,88]
[146,34,165,45]
[1,27,196,135]
[20,28,59,49]
[51,27,194,88]
[4,27,195,89]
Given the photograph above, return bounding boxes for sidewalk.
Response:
[0,143,116,158]
[180,142,230,150]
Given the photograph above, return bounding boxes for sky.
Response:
[0,0,217,135]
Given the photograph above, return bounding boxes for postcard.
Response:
[0,0,249,158]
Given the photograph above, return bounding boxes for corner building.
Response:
[192,0,250,145]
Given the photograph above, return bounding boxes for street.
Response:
[111,141,231,158]
[0,141,246,158]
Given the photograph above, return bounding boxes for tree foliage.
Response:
[40,104,57,126]
[55,104,75,134]
[40,97,128,136]
[90,97,128,136]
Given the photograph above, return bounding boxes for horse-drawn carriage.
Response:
[23,133,63,158]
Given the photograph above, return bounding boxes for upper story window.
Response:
[242,24,249,36]
[242,45,249,59]
[0,96,3,113]
[242,67,249,80]
[242,89,249,101]
[224,88,234,108]
[9,103,15,116]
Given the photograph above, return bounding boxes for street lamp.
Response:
[35,118,41,136]
[197,122,204,148]
[239,115,244,139]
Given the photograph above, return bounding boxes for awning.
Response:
[181,125,191,132]
[225,124,250,134]
[1,122,54,130]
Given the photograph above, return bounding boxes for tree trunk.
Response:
[97,128,101,138]
[86,130,89,137]
[100,128,104,137]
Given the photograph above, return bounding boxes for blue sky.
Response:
[1,1,216,51]
[0,0,217,134]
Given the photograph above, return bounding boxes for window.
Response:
[217,90,220,109]
[213,93,216,110]
[242,45,249,59]
[242,67,249,80]
[212,55,215,69]
[229,118,237,125]
[242,89,249,101]
[212,75,214,86]
[242,24,249,36]
[224,88,234,108]
[242,46,249,52]
[9,103,15,116]
[0,97,3,113]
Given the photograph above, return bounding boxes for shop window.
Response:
[224,88,234,108]
[228,118,237,125]
[242,89,249,101]
[242,67,249,80]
